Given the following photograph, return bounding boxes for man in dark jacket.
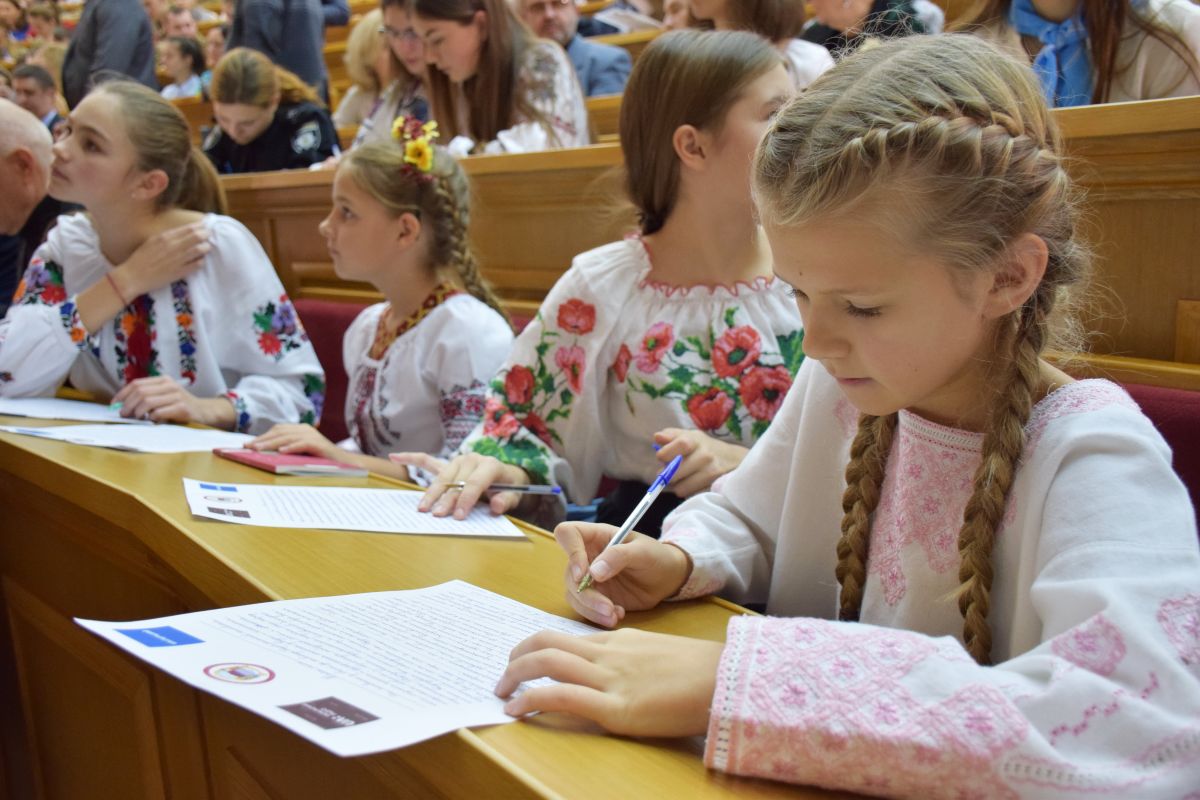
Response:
[228,0,326,90]
[62,0,157,108]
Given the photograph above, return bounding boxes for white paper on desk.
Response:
[0,397,152,424]
[0,423,252,452]
[182,478,526,539]
[76,580,597,756]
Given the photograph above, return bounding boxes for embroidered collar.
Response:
[629,235,779,299]
[369,283,460,360]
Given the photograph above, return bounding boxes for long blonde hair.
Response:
[341,140,510,325]
[754,34,1089,664]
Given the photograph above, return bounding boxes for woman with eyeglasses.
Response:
[340,0,430,149]
[204,48,338,174]
[407,0,589,155]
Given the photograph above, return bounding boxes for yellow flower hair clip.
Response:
[391,117,440,182]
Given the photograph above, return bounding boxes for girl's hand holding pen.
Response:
[555,522,692,628]
[393,452,536,519]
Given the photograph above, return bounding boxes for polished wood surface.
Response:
[586,93,621,142]
[0,422,846,799]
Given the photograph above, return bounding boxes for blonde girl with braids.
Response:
[250,120,513,475]
[493,34,1200,796]
[204,48,338,174]
[0,80,325,433]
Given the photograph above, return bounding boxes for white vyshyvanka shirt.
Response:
[341,291,512,459]
[0,213,326,435]
[781,38,835,90]
[661,357,1200,797]
[457,237,805,505]
[450,40,590,155]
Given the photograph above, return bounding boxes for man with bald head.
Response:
[0,101,71,316]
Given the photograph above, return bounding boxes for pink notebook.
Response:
[213,448,369,477]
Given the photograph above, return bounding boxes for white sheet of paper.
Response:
[182,478,526,539]
[0,423,252,452]
[76,580,597,756]
[0,397,152,425]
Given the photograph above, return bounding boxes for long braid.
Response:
[755,36,1090,665]
[836,413,898,621]
[426,171,512,328]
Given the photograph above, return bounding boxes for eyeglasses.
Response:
[527,0,571,14]
[379,26,421,42]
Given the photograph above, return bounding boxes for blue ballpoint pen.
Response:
[576,454,683,593]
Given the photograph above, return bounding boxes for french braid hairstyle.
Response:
[342,140,512,327]
[754,34,1090,665]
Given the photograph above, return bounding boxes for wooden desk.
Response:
[0,424,835,799]
[586,93,621,142]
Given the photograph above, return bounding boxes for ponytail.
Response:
[179,148,228,214]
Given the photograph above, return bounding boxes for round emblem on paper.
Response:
[203,495,243,503]
[291,121,320,154]
[204,663,276,684]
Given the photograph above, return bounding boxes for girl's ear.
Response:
[131,168,170,203]
[393,210,423,250]
[473,9,488,42]
[672,124,710,172]
[982,232,1049,320]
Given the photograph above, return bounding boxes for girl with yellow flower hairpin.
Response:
[249,118,515,477]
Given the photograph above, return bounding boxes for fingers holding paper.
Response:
[494,628,723,738]
[554,522,692,628]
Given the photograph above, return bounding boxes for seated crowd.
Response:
[0,0,1199,795]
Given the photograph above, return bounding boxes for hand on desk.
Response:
[250,423,343,461]
[652,428,748,498]
[112,377,235,429]
[554,521,691,628]
[493,628,722,738]
[394,452,533,520]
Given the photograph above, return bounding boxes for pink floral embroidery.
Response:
[555,298,595,335]
[554,345,585,393]
[869,414,986,606]
[1050,614,1127,676]
[610,343,632,383]
[712,326,762,378]
[708,618,1026,798]
[1158,594,1200,666]
[482,396,519,438]
[1024,380,1138,454]
[635,321,674,373]
[686,387,734,431]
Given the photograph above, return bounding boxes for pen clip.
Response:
[648,454,683,493]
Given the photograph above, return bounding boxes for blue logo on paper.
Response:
[117,626,204,647]
[199,483,238,492]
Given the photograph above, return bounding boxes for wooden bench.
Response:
[171,97,214,146]
[586,93,621,143]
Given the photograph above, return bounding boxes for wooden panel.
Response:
[1175,299,1200,364]
[173,98,214,146]
[586,93,621,142]
[1053,353,1200,391]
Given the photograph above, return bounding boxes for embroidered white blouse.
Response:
[781,38,834,90]
[661,357,1200,797]
[0,213,327,435]
[343,78,430,149]
[457,237,805,506]
[449,39,590,155]
[983,0,1200,102]
[341,293,513,459]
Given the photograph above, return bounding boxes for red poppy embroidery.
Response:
[257,331,282,356]
[739,365,792,421]
[611,343,632,383]
[555,345,586,393]
[522,411,553,446]
[713,326,762,378]
[504,364,535,407]
[556,298,596,335]
[636,321,674,373]
[687,387,735,431]
[482,396,519,438]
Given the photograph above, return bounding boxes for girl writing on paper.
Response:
[249,119,513,475]
[0,80,325,434]
[494,34,1200,797]
[395,30,805,535]
[406,0,589,155]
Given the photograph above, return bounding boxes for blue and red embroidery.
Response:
[113,295,159,382]
[253,294,310,362]
[171,280,198,384]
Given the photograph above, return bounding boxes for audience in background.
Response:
[62,0,158,106]
[27,3,57,40]
[334,9,397,127]
[953,0,1200,104]
[202,23,229,91]
[228,0,327,90]
[12,64,64,131]
[0,0,29,43]
[408,0,589,154]
[801,0,926,55]
[161,35,206,99]
[165,5,199,38]
[662,0,689,30]
[205,48,338,173]
[515,0,632,97]
[689,0,833,89]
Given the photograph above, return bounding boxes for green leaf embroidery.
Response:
[667,365,692,384]
[672,341,687,357]
[776,329,806,375]
[723,307,738,329]
[751,419,770,440]
[252,311,274,333]
[725,411,742,438]
[559,389,573,405]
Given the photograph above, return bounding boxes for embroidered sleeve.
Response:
[438,381,488,458]
[0,253,95,397]
[484,43,589,153]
